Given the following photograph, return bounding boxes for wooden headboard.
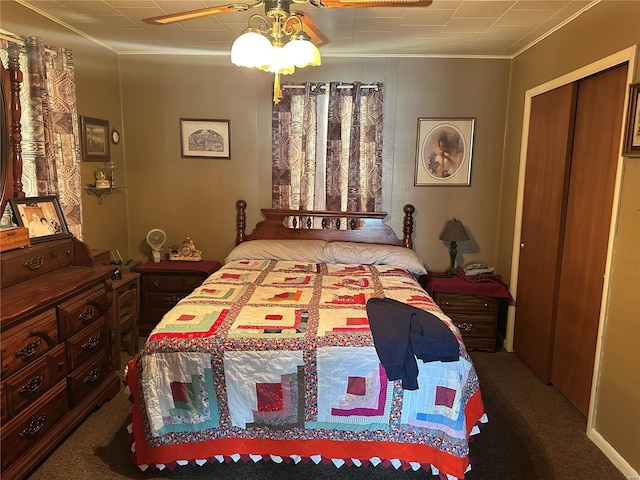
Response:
[1,43,24,214]
[235,200,415,248]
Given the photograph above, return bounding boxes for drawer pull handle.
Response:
[83,365,101,384]
[78,305,96,322]
[456,322,474,332]
[23,256,45,270]
[19,373,44,395]
[19,413,47,437]
[81,333,101,350]
[165,295,181,305]
[15,338,42,360]
[153,281,160,288]
[483,303,489,308]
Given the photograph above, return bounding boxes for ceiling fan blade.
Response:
[312,0,431,7]
[143,3,261,25]
[291,11,329,46]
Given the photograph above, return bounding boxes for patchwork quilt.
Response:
[126,259,486,479]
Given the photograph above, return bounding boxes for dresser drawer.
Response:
[66,321,108,371]
[4,343,66,418]
[67,350,111,406]
[1,309,59,378]
[57,285,109,340]
[145,274,204,293]
[0,239,73,287]
[0,380,69,471]
[435,292,498,315]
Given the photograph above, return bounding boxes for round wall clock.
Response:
[111,127,120,144]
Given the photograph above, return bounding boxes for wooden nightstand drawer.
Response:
[434,292,498,314]
[447,312,496,338]
[146,274,203,293]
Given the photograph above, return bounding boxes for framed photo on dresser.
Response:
[9,195,70,243]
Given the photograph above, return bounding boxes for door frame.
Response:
[506,45,636,422]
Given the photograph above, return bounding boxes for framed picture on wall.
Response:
[180,118,231,159]
[622,82,640,157]
[414,118,475,186]
[80,116,110,162]
[9,195,70,243]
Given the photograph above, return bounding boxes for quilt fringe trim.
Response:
[129,451,467,480]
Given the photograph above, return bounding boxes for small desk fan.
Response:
[146,228,167,263]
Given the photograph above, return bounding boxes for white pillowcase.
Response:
[224,239,328,264]
[322,241,427,276]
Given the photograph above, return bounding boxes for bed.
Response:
[124,201,487,479]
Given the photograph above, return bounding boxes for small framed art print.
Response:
[80,116,110,162]
[180,118,231,159]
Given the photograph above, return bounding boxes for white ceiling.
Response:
[12,0,598,58]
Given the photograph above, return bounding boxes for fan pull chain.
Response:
[274,73,283,104]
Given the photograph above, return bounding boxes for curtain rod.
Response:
[282,84,379,90]
[0,32,58,55]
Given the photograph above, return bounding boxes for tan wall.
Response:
[1,1,129,258]
[500,1,640,472]
[3,0,638,474]
[120,55,510,268]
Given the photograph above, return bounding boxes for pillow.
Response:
[322,242,427,276]
[224,239,328,263]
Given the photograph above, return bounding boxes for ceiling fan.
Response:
[142,0,434,46]
[143,0,433,103]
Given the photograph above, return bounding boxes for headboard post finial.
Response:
[236,200,247,245]
[402,204,415,249]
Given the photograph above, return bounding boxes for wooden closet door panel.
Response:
[513,83,577,382]
[551,64,628,416]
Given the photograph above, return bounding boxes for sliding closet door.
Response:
[513,83,576,383]
[551,64,628,416]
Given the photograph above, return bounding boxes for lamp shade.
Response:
[281,37,321,68]
[439,219,469,242]
[231,29,273,69]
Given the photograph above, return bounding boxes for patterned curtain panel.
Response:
[272,83,324,210]
[272,81,383,213]
[1,36,82,238]
[325,82,383,213]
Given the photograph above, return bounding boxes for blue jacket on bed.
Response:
[366,297,459,390]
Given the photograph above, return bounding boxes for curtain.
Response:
[272,81,383,213]
[1,36,82,238]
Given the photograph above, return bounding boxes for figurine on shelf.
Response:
[94,168,110,188]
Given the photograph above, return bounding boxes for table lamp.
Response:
[439,218,470,275]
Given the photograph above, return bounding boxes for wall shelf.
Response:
[84,186,126,204]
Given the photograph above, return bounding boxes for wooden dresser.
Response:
[0,237,120,480]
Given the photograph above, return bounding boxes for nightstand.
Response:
[110,272,140,370]
[419,273,512,351]
[134,260,222,335]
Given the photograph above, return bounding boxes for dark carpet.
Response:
[26,351,626,480]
